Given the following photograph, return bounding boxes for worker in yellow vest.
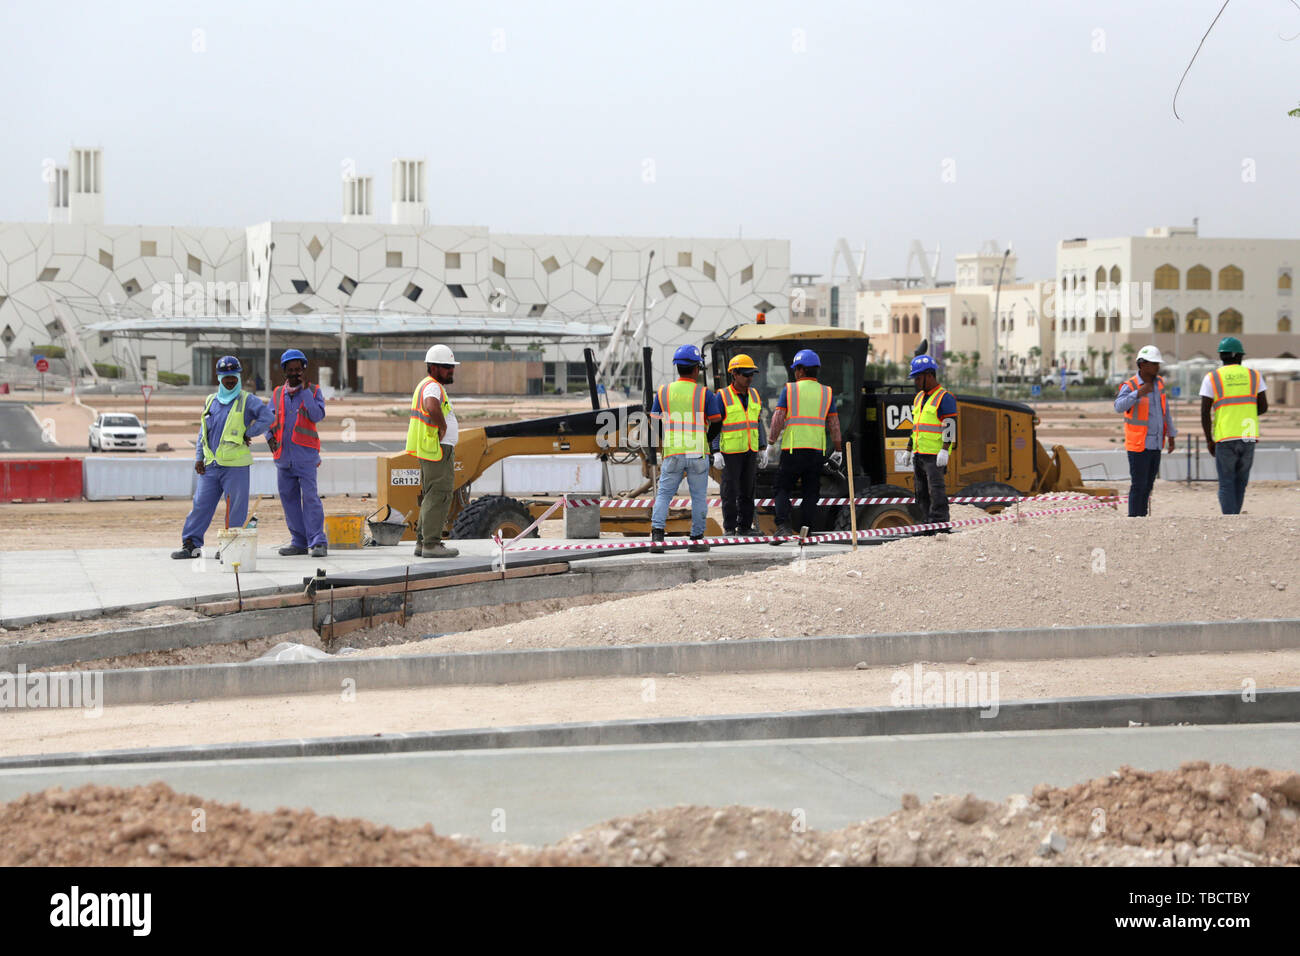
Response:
[762,349,842,542]
[1200,336,1268,514]
[901,354,957,534]
[649,344,724,553]
[1113,345,1177,517]
[406,344,460,558]
[171,355,274,558]
[711,353,768,535]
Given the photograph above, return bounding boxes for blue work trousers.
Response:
[278,460,327,548]
[181,463,250,546]
[651,454,709,536]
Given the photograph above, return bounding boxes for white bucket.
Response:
[216,527,258,573]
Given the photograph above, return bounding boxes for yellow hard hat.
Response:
[727,353,758,372]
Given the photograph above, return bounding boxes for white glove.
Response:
[760,446,773,468]
[712,452,724,470]
[900,450,913,469]
[828,450,843,468]
[936,449,950,468]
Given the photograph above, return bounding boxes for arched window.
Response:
[1186,308,1210,334]
[1094,266,1106,287]
[1094,311,1106,333]
[1187,265,1211,290]
[1110,265,1122,285]
[1051,319,1056,331]
[1154,264,1179,290]
[1218,265,1243,291]
[1279,314,1292,332]
[1279,270,1292,293]
[1109,311,1120,332]
[1153,308,1176,333]
[1218,309,1242,334]
[892,316,900,333]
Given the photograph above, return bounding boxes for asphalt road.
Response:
[0,405,55,452]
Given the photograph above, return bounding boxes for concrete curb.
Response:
[8,617,1299,706]
[3,552,794,669]
[3,688,1296,768]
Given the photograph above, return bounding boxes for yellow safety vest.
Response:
[719,385,761,453]
[910,386,949,455]
[657,379,707,457]
[1208,365,1261,442]
[780,380,832,452]
[200,392,252,467]
[405,376,452,462]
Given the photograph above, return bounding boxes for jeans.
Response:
[1214,440,1255,515]
[415,447,456,547]
[1126,448,1162,517]
[913,453,949,524]
[277,460,327,548]
[720,450,758,531]
[651,454,709,536]
[180,463,249,547]
[774,449,824,531]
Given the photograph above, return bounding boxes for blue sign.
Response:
[1171,386,1181,398]
[1058,368,1067,391]
[32,354,45,366]
[1031,384,1042,397]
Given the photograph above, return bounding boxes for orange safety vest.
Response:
[1119,375,1169,452]
[271,384,322,460]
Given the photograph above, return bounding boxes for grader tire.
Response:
[450,495,538,539]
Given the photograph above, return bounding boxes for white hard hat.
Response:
[1136,345,1163,365]
[424,344,459,366]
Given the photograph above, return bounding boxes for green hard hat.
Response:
[1217,336,1244,355]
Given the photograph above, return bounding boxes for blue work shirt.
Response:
[195,392,274,461]
[1114,380,1177,450]
[275,385,326,466]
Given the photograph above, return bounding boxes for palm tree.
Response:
[1102,349,1114,377]
[1028,345,1042,373]
[1087,346,1100,376]
[1121,342,1136,368]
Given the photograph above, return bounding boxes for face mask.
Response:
[216,375,242,404]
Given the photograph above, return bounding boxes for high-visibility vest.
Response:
[1119,375,1169,452]
[910,386,949,455]
[270,384,322,461]
[1208,365,1261,442]
[200,392,253,467]
[657,380,707,457]
[780,380,832,452]
[719,385,761,453]
[405,376,451,462]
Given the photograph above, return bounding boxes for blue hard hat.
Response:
[673,344,703,366]
[215,355,242,374]
[791,349,820,369]
[909,354,938,378]
[279,348,307,368]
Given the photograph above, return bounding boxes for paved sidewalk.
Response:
[0,723,1294,844]
[0,537,851,625]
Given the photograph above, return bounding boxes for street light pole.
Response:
[639,249,655,391]
[991,248,1010,398]
[262,241,275,391]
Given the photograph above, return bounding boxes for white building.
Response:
[1054,224,1299,373]
[0,147,789,392]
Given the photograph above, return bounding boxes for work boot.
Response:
[170,539,201,559]
[687,535,710,553]
[769,524,793,546]
[421,543,459,558]
[278,544,309,556]
[310,544,328,557]
[413,545,422,557]
[650,529,665,554]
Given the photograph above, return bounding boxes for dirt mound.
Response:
[5,763,1298,866]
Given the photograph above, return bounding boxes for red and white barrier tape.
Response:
[499,498,1125,553]
[564,493,1117,509]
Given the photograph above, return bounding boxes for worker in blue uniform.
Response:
[172,355,274,558]
[267,349,328,556]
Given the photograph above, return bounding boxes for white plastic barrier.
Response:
[1057,447,1297,483]
[83,455,377,500]
[502,455,603,495]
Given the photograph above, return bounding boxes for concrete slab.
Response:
[0,723,1295,844]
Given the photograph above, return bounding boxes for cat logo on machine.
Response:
[885,404,914,430]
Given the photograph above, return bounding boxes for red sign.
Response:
[35,358,49,373]
[141,384,155,401]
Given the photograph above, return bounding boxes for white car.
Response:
[89,413,147,452]
[1042,369,1086,387]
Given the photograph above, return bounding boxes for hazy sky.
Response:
[4,0,1298,279]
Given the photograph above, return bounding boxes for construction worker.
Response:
[650,344,724,553]
[1114,345,1177,517]
[171,355,274,558]
[1200,335,1267,515]
[901,354,957,534]
[712,353,767,535]
[267,349,327,557]
[408,344,460,558]
[763,349,842,542]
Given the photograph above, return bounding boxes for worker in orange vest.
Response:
[1113,345,1177,517]
[267,349,327,556]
